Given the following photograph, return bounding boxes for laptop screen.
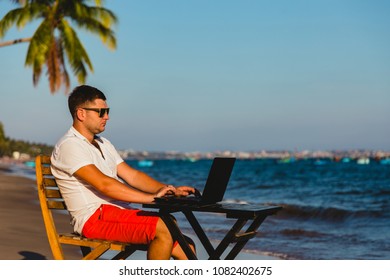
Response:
[201,157,236,203]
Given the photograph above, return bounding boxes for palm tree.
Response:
[0,0,117,93]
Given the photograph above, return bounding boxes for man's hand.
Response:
[155,185,177,198]
[155,185,197,198]
[173,186,197,197]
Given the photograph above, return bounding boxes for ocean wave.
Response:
[222,198,249,204]
[280,228,327,238]
[274,203,385,222]
[242,249,290,260]
[335,188,390,196]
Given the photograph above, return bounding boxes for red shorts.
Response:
[82,204,160,244]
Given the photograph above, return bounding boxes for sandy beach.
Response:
[0,170,83,260]
[0,168,275,260]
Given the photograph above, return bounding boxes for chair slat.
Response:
[47,200,67,210]
[43,178,57,188]
[45,189,62,198]
[40,155,51,164]
[42,166,52,175]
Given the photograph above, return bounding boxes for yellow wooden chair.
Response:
[35,155,147,260]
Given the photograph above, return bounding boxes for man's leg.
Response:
[147,218,174,259]
[171,236,196,260]
[148,218,196,260]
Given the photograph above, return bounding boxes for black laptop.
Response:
[154,157,236,205]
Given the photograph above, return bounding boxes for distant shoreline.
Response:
[2,147,390,165]
[118,149,390,162]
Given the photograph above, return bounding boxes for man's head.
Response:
[68,85,107,119]
[68,85,110,137]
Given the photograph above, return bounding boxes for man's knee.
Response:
[154,217,173,241]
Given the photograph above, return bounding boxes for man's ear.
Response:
[76,108,85,121]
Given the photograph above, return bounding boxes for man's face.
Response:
[81,99,110,135]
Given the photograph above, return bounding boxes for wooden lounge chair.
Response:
[35,155,147,260]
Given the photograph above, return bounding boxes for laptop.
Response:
[154,157,236,205]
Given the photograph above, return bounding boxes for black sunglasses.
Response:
[82,108,110,118]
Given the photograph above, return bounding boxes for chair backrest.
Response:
[35,154,148,260]
[35,155,67,259]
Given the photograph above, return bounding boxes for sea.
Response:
[128,158,390,260]
[8,157,390,260]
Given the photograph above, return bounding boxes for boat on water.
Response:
[137,160,154,167]
[24,161,36,168]
[314,159,328,165]
[379,158,390,165]
[277,157,296,164]
[357,158,370,165]
[341,157,352,163]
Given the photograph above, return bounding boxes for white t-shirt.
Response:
[51,126,128,234]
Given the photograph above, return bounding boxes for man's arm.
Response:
[117,161,167,193]
[74,164,175,203]
[117,161,196,197]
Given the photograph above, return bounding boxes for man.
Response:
[51,85,196,260]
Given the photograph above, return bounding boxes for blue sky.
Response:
[1,0,389,152]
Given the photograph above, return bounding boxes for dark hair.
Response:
[68,85,106,118]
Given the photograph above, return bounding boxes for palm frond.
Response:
[0,4,47,38]
[25,19,53,85]
[46,38,62,93]
[58,19,93,84]
[15,3,48,29]
[46,35,71,94]
[93,0,103,6]
[32,59,43,86]
[66,3,117,50]
[58,45,71,93]
[9,1,27,6]
[0,8,25,38]
[80,18,117,50]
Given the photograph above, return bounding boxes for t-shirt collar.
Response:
[69,126,102,143]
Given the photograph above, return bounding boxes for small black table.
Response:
[142,201,282,260]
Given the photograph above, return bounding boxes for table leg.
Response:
[159,213,197,260]
[183,210,216,257]
[225,215,266,260]
[210,218,248,260]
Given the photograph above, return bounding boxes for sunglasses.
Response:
[82,107,110,118]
